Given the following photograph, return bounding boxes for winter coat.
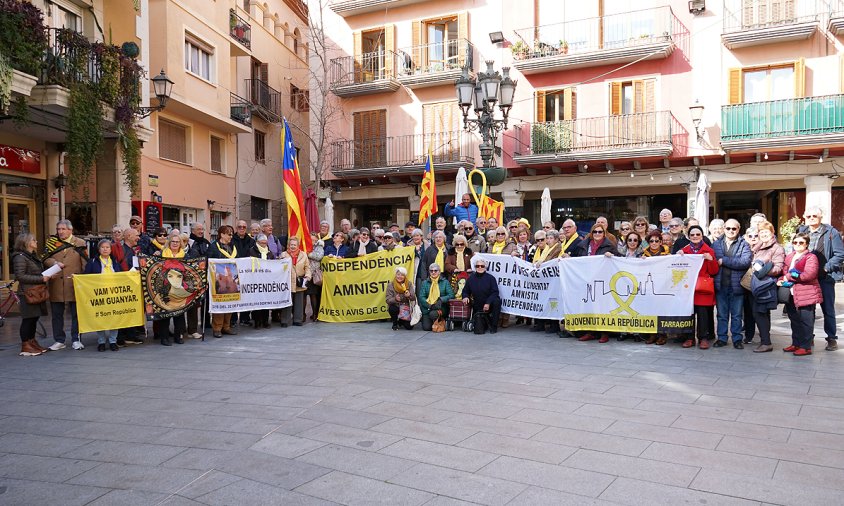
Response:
[752,238,785,278]
[308,240,324,286]
[206,241,236,259]
[386,280,416,307]
[443,202,479,226]
[112,242,137,271]
[464,231,487,255]
[574,238,618,257]
[12,251,48,318]
[188,234,211,258]
[462,271,500,312]
[281,250,311,293]
[797,224,844,281]
[781,251,823,307]
[348,240,378,258]
[418,276,455,312]
[445,248,474,276]
[712,236,752,292]
[324,243,350,258]
[682,242,719,306]
[84,256,124,274]
[232,233,256,258]
[559,235,583,257]
[43,235,87,302]
[422,243,449,275]
[248,245,276,260]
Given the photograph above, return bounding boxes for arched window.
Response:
[293,27,301,56]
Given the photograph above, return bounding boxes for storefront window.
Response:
[549,194,685,235]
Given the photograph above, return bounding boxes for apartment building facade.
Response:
[319,0,844,232]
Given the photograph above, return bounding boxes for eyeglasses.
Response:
[669,224,681,228]
[648,238,661,243]
[465,227,474,231]
[237,225,246,228]
[804,214,819,219]
[475,265,486,269]
[496,232,506,236]
[689,233,702,237]
[429,269,439,273]
[130,221,141,225]
[621,228,631,232]
[156,233,167,237]
[725,227,738,231]
[635,223,646,227]
[627,238,639,243]
[543,226,553,229]
[456,243,466,247]
[509,225,518,229]
[793,240,807,245]
[536,238,546,241]
[593,230,604,234]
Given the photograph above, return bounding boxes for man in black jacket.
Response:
[186,222,211,338]
[231,220,256,326]
[461,258,501,334]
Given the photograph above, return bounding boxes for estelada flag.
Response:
[418,147,437,225]
[281,117,312,252]
[481,196,504,225]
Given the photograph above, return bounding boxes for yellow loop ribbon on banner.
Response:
[608,270,640,316]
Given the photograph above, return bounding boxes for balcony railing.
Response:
[329,50,400,96]
[511,6,684,62]
[513,111,681,162]
[245,79,282,123]
[229,9,251,49]
[41,28,104,88]
[397,39,474,78]
[230,93,252,127]
[723,0,821,33]
[330,131,476,177]
[721,95,844,142]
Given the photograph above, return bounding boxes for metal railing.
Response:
[230,93,252,127]
[331,130,476,173]
[229,9,251,49]
[723,0,821,33]
[513,111,679,156]
[245,78,282,123]
[396,39,474,77]
[512,6,685,60]
[721,94,844,140]
[329,50,398,88]
[40,28,103,87]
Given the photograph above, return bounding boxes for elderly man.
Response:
[433,216,453,247]
[380,232,400,251]
[712,219,752,349]
[750,212,767,230]
[44,220,88,350]
[462,257,501,334]
[476,216,488,235]
[317,220,332,242]
[487,217,499,233]
[797,206,844,351]
[340,219,352,245]
[130,215,151,252]
[260,218,286,257]
[186,223,210,338]
[462,220,486,254]
[114,227,145,345]
[445,193,479,227]
[560,219,582,257]
[658,208,673,233]
[231,220,256,327]
[401,222,416,245]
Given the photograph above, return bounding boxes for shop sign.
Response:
[0,144,40,174]
[148,174,159,187]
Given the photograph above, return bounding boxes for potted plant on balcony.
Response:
[558,40,569,54]
[511,40,528,60]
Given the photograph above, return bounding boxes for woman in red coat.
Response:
[778,232,823,356]
[680,225,719,349]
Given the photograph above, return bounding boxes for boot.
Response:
[20,340,43,356]
[30,339,48,353]
[499,315,510,328]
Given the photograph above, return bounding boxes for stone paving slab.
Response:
[0,310,843,505]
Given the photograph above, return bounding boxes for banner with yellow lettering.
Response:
[73,271,145,333]
[319,247,415,322]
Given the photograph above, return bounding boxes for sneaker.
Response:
[190,332,203,339]
[109,343,119,351]
[71,341,84,350]
[793,348,813,356]
[124,337,144,345]
[48,342,66,351]
[826,340,838,351]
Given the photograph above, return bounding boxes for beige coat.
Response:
[281,250,312,292]
[43,236,87,302]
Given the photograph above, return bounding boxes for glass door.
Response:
[1,198,37,280]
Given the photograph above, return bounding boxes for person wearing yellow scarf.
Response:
[256,242,270,259]
[419,263,455,331]
[531,231,550,263]
[83,239,122,351]
[489,227,509,254]
[163,236,186,259]
[387,266,416,330]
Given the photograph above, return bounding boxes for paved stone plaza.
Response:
[1,311,844,505]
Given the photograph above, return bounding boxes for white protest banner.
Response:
[208,257,292,313]
[559,255,703,334]
[474,254,564,319]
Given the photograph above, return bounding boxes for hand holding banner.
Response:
[208,257,292,313]
[73,271,145,333]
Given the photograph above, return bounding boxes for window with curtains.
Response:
[184,36,214,82]
[210,136,224,173]
[410,12,468,73]
[158,119,190,164]
[423,101,461,162]
[534,89,576,153]
[608,79,656,145]
[728,61,803,104]
[353,109,386,168]
[254,129,266,163]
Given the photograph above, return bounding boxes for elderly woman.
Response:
[445,235,474,278]
[528,230,551,264]
[422,230,449,277]
[153,234,190,345]
[748,221,785,352]
[679,225,720,350]
[616,222,632,251]
[307,231,325,322]
[632,216,649,241]
[13,233,50,357]
[642,229,670,258]
[386,266,416,330]
[350,227,378,258]
[84,239,123,351]
[620,231,644,258]
[418,263,454,331]
[543,230,562,260]
[708,219,726,243]
[281,236,311,327]
[488,226,514,255]
[511,227,532,261]
[575,223,620,343]
[462,257,501,334]
[778,232,823,355]
[742,227,760,344]
[249,222,261,237]
[324,231,350,258]
[249,233,275,329]
[145,227,169,256]
[531,230,562,334]
[208,225,238,338]
[409,229,428,287]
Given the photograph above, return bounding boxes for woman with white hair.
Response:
[386,266,417,330]
[708,219,725,243]
[421,230,449,276]
[418,262,454,331]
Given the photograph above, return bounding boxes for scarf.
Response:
[492,241,506,254]
[561,234,578,255]
[151,239,165,251]
[100,255,113,273]
[426,273,441,305]
[358,240,369,257]
[163,247,185,258]
[256,243,269,259]
[216,242,237,258]
[434,245,445,273]
[588,239,601,256]
[643,245,668,257]
[533,245,550,263]
[455,248,466,271]
[393,277,409,296]
[64,234,76,245]
[291,251,299,265]
[688,241,703,254]
[319,233,331,242]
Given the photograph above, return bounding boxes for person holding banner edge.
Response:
[678,225,719,350]
[462,258,500,334]
[248,234,276,329]
[386,266,417,330]
[208,225,239,338]
[83,240,123,351]
[573,222,620,343]
[280,236,311,327]
[154,235,192,345]
[418,263,454,331]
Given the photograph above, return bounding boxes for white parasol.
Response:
[540,187,552,225]
[324,196,334,233]
[453,167,469,225]
[694,171,710,228]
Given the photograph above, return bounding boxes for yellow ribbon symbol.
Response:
[468,168,488,209]
[608,270,640,316]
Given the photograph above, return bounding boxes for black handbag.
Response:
[777,285,792,304]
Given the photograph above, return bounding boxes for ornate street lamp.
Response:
[137,70,175,118]
[454,61,517,186]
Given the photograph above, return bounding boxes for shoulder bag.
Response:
[410,302,422,326]
[24,284,49,304]
[431,317,446,333]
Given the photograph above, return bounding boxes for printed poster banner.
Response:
[474,254,564,319]
[208,257,292,313]
[73,271,145,333]
[139,255,208,320]
[559,255,704,334]
[319,247,414,322]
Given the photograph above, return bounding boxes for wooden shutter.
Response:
[536,90,546,122]
[457,11,468,66]
[260,63,268,83]
[412,20,424,72]
[353,31,362,81]
[210,137,223,173]
[609,82,622,115]
[632,80,644,113]
[794,57,805,98]
[728,68,743,104]
[563,88,576,120]
[423,102,460,161]
[354,110,386,168]
[384,24,395,77]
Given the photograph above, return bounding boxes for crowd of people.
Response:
[12,194,844,359]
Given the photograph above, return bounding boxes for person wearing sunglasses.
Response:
[678,225,719,350]
[795,206,844,351]
[349,227,378,258]
[462,258,501,334]
[616,222,632,253]
[461,220,487,254]
[712,219,752,350]
[145,227,170,256]
[640,230,671,345]
[778,232,823,355]
[747,221,785,352]
[574,223,620,343]
[444,193,479,229]
[620,231,643,258]
[741,227,760,344]
[418,263,455,331]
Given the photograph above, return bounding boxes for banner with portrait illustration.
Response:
[73,271,145,333]
[559,255,703,334]
[139,255,208,320]
[207,257,292,313]
[474,254,565,319]
[319,247,414,322]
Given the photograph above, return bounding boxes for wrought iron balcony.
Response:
[511,6,685,75]
[40,28,104,88]
[330,131,476,177]
[721,94,844,151]
[329,50,400,97]
[396,39,475,88]
[245,79,282,124]
[230,93,252,127]
[513,111,682,165]
[229,9,251,50]
[722,0,821,48]
[330,0,426,17]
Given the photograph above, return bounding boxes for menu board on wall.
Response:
[143,202,162,233]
